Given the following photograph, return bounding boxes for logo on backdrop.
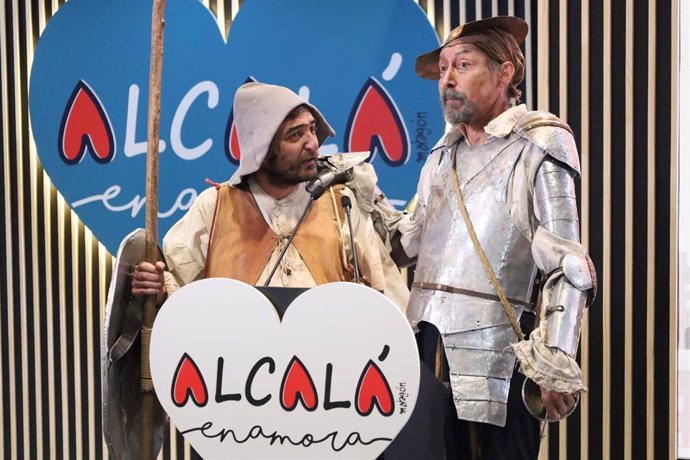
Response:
[29,0,443,253]
[150,279,420,459]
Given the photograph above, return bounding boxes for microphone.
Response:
[341,195,361,284]
[305,168,351,199]
[263,195,316,286]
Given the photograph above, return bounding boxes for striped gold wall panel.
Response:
[669,0,679,457]
[0,0,678,458]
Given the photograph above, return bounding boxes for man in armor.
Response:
[392,16,596,459]
[130,82,409,310]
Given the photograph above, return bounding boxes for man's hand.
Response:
[131,261,166,306]
[540,387,580,422]
[344,162,378,213]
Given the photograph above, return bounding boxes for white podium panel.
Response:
[150,279,420,460]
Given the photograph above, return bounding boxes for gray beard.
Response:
[441,89,475,125]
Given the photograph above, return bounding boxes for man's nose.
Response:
[439,69,456,89]
[304,131,319,151]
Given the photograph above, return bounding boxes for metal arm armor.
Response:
[534,158,595,357]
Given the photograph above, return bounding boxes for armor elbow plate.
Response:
[534,159,596,357]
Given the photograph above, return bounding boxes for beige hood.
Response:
[229,82,335,186]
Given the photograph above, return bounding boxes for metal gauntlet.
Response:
[534,159,596,356]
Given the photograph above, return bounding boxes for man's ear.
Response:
[499,62,516,89]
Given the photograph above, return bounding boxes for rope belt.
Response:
[412,281,535,309]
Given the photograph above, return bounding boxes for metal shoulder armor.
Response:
[513,111,581,177]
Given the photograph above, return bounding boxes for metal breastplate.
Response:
[409,136,538,426]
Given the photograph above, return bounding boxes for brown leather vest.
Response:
[205,185,352,285]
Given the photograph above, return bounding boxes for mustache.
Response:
[441,89,468,104]
[299,151,317,162]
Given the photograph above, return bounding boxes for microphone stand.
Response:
[341,195,361,284]
[263,186,324,286]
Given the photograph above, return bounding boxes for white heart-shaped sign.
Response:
[150,278,420,459]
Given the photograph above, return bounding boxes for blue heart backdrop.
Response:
[29,0,444,254]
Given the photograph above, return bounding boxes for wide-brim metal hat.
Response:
[415,15,528,80]
[229,82,335,186]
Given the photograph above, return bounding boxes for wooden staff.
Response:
[141,0,167,458]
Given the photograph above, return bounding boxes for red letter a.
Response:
[171,353,208,407]
[279,356,318,412]
[355,360,394,416]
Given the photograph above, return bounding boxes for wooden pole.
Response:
[141,0,166,458]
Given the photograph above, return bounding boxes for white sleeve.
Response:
[397,151,439,258]
[162,186,219,290]
[342,187,410,313]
